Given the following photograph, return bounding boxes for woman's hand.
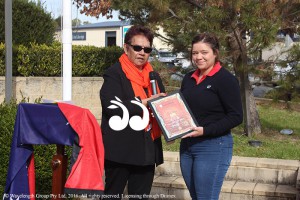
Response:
[182,126,204,138]
[142,93,167,106]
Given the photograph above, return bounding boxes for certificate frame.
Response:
[148,91,198,142]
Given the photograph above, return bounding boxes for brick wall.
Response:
[0,76,104,122]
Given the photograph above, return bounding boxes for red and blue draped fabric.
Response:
[4,103,104,200]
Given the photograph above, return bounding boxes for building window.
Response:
[73,32,86,41]
[105,31,116,46]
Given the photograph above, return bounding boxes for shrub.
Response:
[0,43,4,75]
[0,43,123,77]
[0,0,56,45]
[16,43,62,76]
[72,45,123,76]
[0,100,18,195]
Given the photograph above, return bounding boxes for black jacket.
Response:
[100,62,165,166]
[181,67,243,138]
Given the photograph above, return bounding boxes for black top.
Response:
[180,67,243,137]
[100,62,165,166]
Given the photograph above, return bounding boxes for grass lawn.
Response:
[162,104,300,160]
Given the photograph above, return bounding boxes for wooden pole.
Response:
[51,145,68,199]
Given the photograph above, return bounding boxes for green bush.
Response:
[72,45,123,76]
[0,100,72,195]
[0,0,55,45]
[0,43,123,77]
[0,100,18,195]
[16,43,62,76]
[0,43,4,75]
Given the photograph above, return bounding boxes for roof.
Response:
[73,21,131,30]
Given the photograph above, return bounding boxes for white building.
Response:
[56,21,130,47]
[55,21,170,50]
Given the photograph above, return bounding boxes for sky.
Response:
[32,0,119,24]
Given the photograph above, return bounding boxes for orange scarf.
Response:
[119,53,161,140]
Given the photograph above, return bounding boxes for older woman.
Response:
[100,25,166,199]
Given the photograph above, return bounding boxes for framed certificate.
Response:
[148,91,198,142]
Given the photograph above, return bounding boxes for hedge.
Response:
[0,100,17,195]
[0,43,123,77]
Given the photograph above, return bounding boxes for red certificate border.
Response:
[148,91,198,142]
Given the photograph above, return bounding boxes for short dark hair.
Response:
[191,33,220,62]
[124,25,154,46]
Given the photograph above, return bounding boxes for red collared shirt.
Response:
[191,62,222,85]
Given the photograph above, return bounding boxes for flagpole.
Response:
[5,0,12,103]
[62,0,72,101]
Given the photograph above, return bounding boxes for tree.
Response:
[72,18,82,26]
[0,0,56,45]
[269,1,300,103]
[74,0,300,136]
[269,44,300,103]
[74,0,114,19]
[54,16,62,30]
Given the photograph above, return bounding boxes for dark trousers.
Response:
[103,160,155,200]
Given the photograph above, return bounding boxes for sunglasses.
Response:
[127,44,152,53]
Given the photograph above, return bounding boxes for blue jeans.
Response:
[180,134,233,200]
